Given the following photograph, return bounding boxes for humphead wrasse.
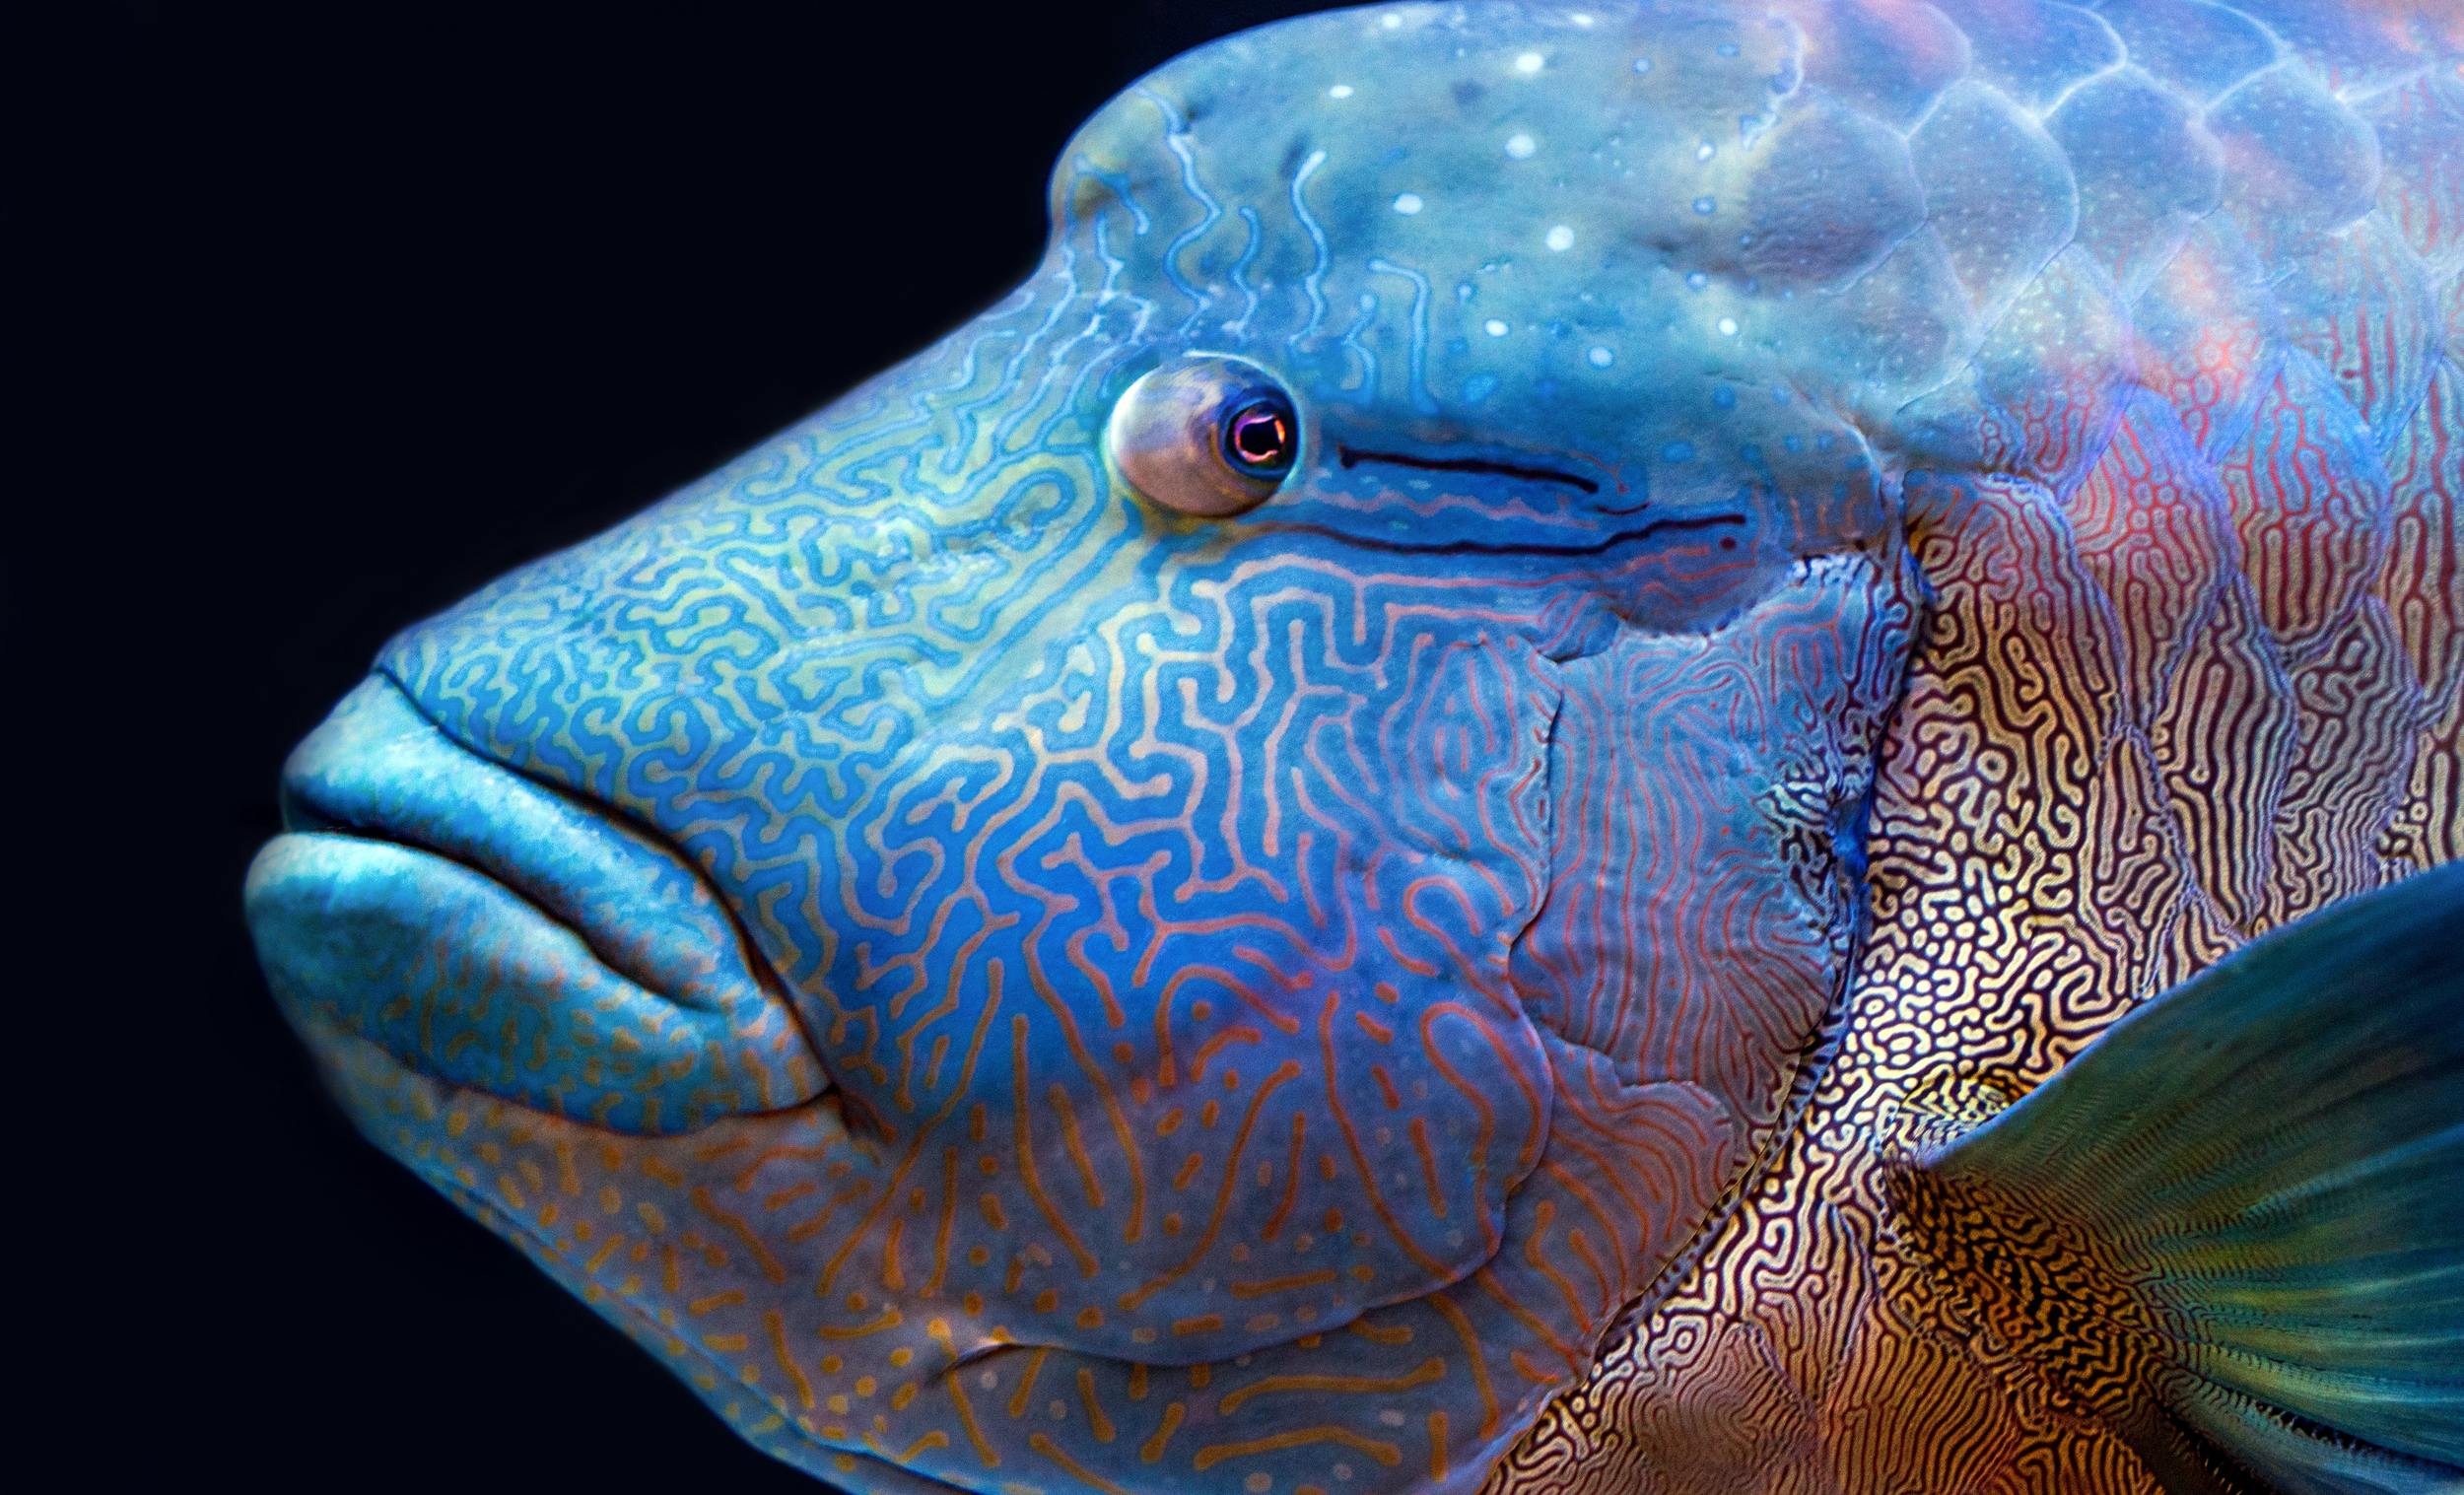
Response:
[244,3,2464,1491]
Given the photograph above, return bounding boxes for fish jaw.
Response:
[246,673,828,1133]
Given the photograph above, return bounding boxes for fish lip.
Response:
[270,672,731,1008]
[248,673,826,1124]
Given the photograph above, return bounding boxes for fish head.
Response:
[245,4,1919,1487]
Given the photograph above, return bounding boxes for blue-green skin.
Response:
[246,3,2464,1492]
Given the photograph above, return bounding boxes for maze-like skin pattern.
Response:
[244,3,2460,1493]
[1489,3,2463,1493]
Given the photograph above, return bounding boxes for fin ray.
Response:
[1896,864,2464,1490]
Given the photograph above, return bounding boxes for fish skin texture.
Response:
[251,2,2460,1493]
[1508,5,2461,1494]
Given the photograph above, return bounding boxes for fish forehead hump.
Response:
[1055,0,1906,554]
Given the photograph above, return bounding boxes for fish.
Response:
[242,2,2464,1491]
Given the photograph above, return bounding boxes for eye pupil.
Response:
[1107,355,1299,518]
[1222,398,1296,475]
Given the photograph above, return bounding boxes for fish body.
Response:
[244,3,2463,1492]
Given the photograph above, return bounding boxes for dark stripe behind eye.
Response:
[1335,444,1603,495]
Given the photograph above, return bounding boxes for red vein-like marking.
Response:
[817,1125,930,1294]
[786,1181,870,1245]
[1189,1022,1265,1079]
[764,1180,819,1211]
[1118,1059,1302,1313]
[1520,1198,1588,1329]
[1192,1427,1403,1470]
[1047,1083,1106,1209]
[1139,1401,1186,1463]
[1262,1111,1306,1241]
[1213,1357,1446,1414]
[813,958,1009,1294]
[731,1141,847,1192]
[764,1310,814,1411]
[1407,1117,1449,1220]
[1029,1433,1131,1493]
[1075,1367,1117,1443]
[1541,1131,1651,1257]
[1372,1065,1403,1110]
[1022,928,1148,1242]
[1473,1264,1580,1369]
[1375,925,1440,977]
[1227,1267,1336,1300]
[1012,1016,1098,1277]
[892,917,995,1109]
[1567,1225,1611,1316]
[1318,994,1458,1281]
[949,1370,999,1467]
[1429,1291,1499,1439]
[1422,1001,1546,1228]
[1007,1346,1050,1419]
[1348,1316,1413,1345]
[926,1146,958,1296]
[692,1186,786,1286]
[882,1216,906,1292]
[816,1307,902,1339]
[885,1430,950,1462]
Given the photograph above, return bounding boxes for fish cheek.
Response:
[786,590,1569,1366]
[736,605,1603,1493]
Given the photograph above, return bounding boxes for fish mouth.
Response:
[244,674,826,1133]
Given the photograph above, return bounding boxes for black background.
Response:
[59,3,1323,1485]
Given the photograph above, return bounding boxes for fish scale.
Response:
[243,3,2460,1492]
[1515,3,2460,1490]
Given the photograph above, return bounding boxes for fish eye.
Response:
[1106,354,1301,517]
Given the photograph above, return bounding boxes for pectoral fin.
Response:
[1891,863,2464,1494]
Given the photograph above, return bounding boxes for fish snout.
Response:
[245,675,826,1133]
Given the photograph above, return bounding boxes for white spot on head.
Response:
[1718,316,1741,336]
[1545,224,1574,251]
[1381,12,1403,29]
[1588,345,1614,367]
[1483,317,1511,337]
[1514,50,1546,74]
[1329,83,1355,99]
[1505,132,1537,159]
[1633,56,1654,74]
[1571,12,1596,26]
[1393,192,1424,215]
[1696,141,1715,161]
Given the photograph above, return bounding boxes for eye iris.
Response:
[1222,398,1296,475]
[1106,356,1299,518]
